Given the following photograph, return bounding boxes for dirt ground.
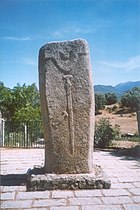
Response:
[95,105,140,149]
[95,106,138,135]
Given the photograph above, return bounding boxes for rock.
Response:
[39,39,94,174]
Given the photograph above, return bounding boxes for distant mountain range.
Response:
[94,81,140,96]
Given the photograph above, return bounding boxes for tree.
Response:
[0,82,41,122]
[0,82,15,121]
[121,87,140,111]
[12,83,41,122]
[95,93,106,115]
[13,105,41,122]
[105,92,117,105]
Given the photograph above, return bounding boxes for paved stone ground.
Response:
[0,148,140,210]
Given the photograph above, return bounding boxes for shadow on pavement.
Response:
[97,146,140,162]
[0,166,45,186]
[110,146,140,160]
[0,174,27,186]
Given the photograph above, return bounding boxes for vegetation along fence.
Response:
[0,120,45,148]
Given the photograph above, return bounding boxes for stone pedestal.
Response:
[27,165,111,191]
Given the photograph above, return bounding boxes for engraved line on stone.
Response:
[45,50,86,74]
[52,111,68,130]
[78,52,88,56]
[60,51,77,62]
[45,57,71,74]
[63,75,74,155]
[59,51,70,61]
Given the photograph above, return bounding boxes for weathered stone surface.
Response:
[39,39,94,174]
[27,165,111,191]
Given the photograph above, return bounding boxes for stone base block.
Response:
[26,165,111,191]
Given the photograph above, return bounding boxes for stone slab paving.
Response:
[0,148,140,210]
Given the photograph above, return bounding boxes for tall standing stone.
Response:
[39,39,94,174]
[27,39,111,191]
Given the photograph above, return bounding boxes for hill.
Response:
[115,81,140,93]
[94,81,140,96]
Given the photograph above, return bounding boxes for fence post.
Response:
[24,123,27,147]
[1,120,44,148]
[0,113,5,147]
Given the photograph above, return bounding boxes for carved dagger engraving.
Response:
[63,75,75,155]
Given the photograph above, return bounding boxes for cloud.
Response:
[101,55,140,71]
[51,31,63,38]
[51,26,94,38]
[64,26,93,34]
[2,36,32,41]
[22,58,37,66]
[1,58,37,67]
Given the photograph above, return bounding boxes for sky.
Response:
[0,0,140,88]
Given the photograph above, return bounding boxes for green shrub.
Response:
[94,118,119,148]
